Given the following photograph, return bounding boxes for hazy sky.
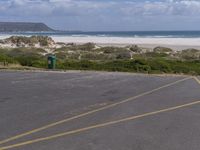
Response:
[0,0,200,31]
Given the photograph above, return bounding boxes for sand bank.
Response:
[52,36,200,50]
[1,35,200,50]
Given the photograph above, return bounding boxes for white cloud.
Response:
[1,0,200,17]
[1,0,200,30]
[120,0,200,16]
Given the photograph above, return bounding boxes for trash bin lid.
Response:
[48,55,56,59]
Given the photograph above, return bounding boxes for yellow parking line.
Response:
[0,77,191,145]
[1,100,200,150]
[193,76,200,85]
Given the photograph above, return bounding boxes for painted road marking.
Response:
[1,100,200,150]
[193,77,200,85]
[0,77,191,145]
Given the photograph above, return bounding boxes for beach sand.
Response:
[1,35,200,50]
[52,36,200,50]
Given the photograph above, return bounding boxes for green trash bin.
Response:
[48,55,56,69]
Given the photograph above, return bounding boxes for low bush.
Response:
[0,47,200,75]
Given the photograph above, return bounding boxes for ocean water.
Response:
[1,31,200,38]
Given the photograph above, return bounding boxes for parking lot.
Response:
[0,71,200,150]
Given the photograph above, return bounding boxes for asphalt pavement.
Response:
[0,71,200,150]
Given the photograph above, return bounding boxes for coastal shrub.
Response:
[55,52,68,59]
[178,49,200,60]
[153,46,173,53]
[78,43,95,51]
[68,53,81,60]
[4,56,200,75]
[39,40,48,46]
[0,54,17,64]
[128,45,142,53]
[102,47,117,53]
[116,51,132,59]
[81,52,111,60]
[134,59,148,65]
[32,59,47,68]
[79,60,95,69]
[54,47,70,52]
[15,56,41,66]
[101,47,128,54]
[145,52,168,57]
[148,59,172,73]
[169,60,200,75]
[1,46,200,75]
[135,64,151,73]
[4,36,54,47]
[6,48,45,57]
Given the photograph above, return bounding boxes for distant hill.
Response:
[0,22,55,32]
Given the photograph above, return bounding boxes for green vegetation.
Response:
[0,36,200,75]
[55,59,200,75]
[176,49,200,60]
[1,51,200,75]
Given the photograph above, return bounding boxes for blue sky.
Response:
[0,0,200,31]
